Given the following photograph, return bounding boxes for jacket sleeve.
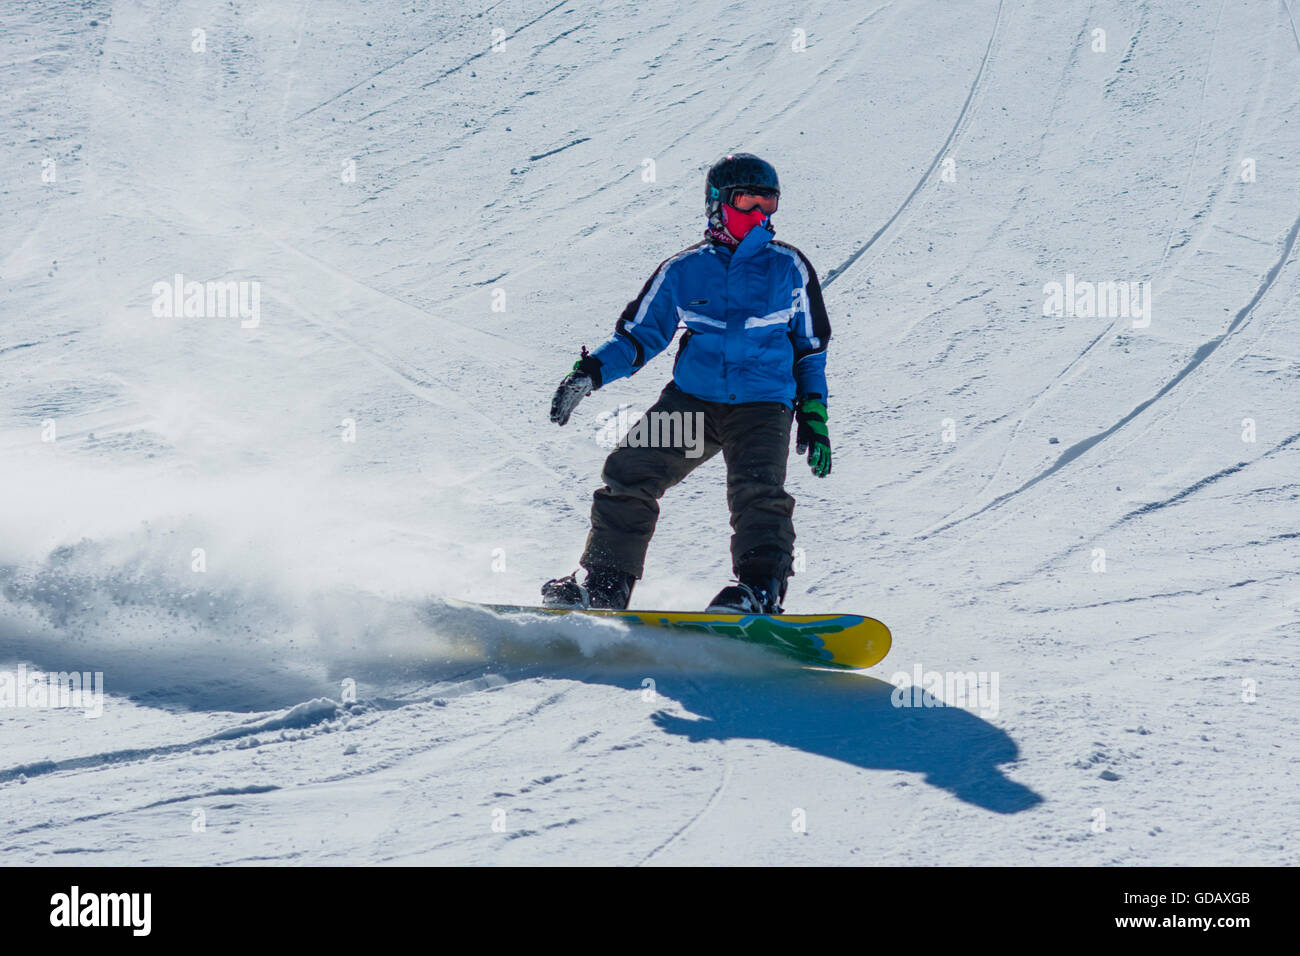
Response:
[788,251,831,400]
[587,255,683,388]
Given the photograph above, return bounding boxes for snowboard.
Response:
[479,604,891,669]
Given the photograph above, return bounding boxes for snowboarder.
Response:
[543,153,832,614]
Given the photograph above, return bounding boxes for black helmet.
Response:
[705,153,780,227]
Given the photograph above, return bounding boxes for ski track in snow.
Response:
[921,203,1300,539]
[638,760,732,866]
[823,0,1005,286]
[917,0,1293,536]
[290,0,572,122]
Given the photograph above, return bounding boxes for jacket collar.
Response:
[732,222,773,259]
[706,222,774,259]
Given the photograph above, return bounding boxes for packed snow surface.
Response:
[1,0,1296,864]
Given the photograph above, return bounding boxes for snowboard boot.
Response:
[541,567,635,610]
[540,573,588,609]
[706,574,786,615]
[585,566,636,609]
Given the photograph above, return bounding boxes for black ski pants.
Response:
[580,382,795,581]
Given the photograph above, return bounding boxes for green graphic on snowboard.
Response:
[652,613,861,664]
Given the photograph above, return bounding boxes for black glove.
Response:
[795,395,831,477]
[549,350,603,426]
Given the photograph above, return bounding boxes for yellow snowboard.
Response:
[483,605,892,669]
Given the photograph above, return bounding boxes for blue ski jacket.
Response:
[587,224,830,407]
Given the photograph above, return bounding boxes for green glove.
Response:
[795,397,831,477]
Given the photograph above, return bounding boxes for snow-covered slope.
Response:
[1,0,1295,864]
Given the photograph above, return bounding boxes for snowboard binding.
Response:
[541,568,635,610]
[706,576,785,615]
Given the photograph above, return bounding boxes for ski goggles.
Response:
[727,187,779,215]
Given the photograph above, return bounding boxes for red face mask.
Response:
[721,203,768,242]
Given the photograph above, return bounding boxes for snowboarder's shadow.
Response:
[641,669,1042,815]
